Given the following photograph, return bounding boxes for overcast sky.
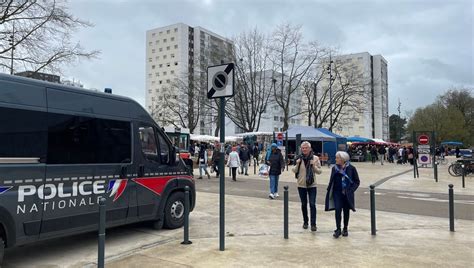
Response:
[64,0,473,115]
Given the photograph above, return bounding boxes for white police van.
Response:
[0,73,195,263]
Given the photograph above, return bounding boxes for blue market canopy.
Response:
[440,141,463,146]
[346,136,374,143]
[286,126,336,141]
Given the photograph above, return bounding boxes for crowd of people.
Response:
[187,140,361,239]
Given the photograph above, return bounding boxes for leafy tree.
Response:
[0,0,99,74]
[389,114,407,142]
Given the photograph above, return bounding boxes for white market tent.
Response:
[190,134,242,143]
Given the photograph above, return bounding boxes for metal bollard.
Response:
[461,164,465,188]
[98,197,106,268]
[449,184,455,232]
[370,185,376,236]
[284,186,289,239]
[181,186,192,245]
[254,159,256,175]
[434,161,438,182]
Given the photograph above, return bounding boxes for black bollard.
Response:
[98,197,106,268]
[370,185,376,236]
[254,159,256,175]
[181,186,192,245]
[434,161,438,182]
[461,164,465,188]
[284,186,289,239]
[449,184,455,232]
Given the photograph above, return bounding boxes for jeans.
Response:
[333,190,350,230]
[379,153,384,165]
[297,187,317,226]
[199,164,209,177]
[269,175,280,194]
[241,160,249,175]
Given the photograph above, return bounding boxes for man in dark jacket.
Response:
[325,151,360,238]
[266,143,285,199]
[239,144,251,175]
[212,142,221,178]
[378,146,387,165]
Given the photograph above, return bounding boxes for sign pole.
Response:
[219,97,225,251]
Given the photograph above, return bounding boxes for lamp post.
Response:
[397,99,402,142]
[326,54,335,132]
[8,23,15,75]
[313,82,318,127]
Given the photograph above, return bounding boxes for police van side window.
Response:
[156,131,170,164]
[47,113,131,164]
[0,107,47,163]
[138,126,159,162]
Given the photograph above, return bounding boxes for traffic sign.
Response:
[277,140,283,146]
[418,135,429,145]
[207,63,235,99]
[419,153,431,164]
[276,132,284,141]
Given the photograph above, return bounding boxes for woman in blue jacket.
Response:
[325,151,360,238]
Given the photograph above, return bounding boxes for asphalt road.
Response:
[195,176,474,220]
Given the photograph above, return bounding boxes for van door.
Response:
[39,112,132,238]
[134,123,176,219]
[0,106,47,246]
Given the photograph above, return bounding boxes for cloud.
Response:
[62,0,473,116]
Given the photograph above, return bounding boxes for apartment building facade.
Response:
[145,23,233,135]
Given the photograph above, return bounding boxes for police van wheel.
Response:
[0,237,4,265]
[163,192,185,229]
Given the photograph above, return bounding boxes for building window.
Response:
[163,38,167,43]
[148,58,152,62]
[159,80,162,84]
[171,53,175,58]
[280,117,283,122]
[155,40,159,45]
[174,44,178,49]
[171,37,175,41]
[155,73,159,77]
[156,56,159,60]
[148,41,152,46]
[159,48,163,52]
[163,55,167,59]
[159,96,163,100]
[151,49,155,53]
[170,70,174,74]
[166,46,170,50]
[274,116,278,121]
[151,81,155,85]
[166,79,170,83]
[151,65,155,69]
[174,28,178,32]
[174,62,178,66]
[159,31,162,35]
[163,71,167,75]
[166,29,170,34]
[159,64,163,68]
[152,33,156,37]
[167,63,170,67]
[148,89,152,93]
[148,73,152,78]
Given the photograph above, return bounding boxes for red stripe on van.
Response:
[133,175,192,196]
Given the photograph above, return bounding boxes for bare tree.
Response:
[0,0,99,75]
[269,23,323,131]
[226,27,274,133]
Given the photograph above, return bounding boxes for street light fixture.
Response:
[327,53,335,132]
[8,23,15,75]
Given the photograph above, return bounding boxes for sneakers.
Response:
[311,225,317,232]
[269,193,274,199]
[342,228,348,237]
[302,223,308,229]
[274,193,279,198]
[198,177,203,180]
[333,229,342,238]
[207,174,211,180]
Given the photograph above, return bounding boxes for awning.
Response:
[286,126,336,141]
[346,136,374,143]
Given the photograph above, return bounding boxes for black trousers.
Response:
[334,190,350,230]
[231,167,237,180]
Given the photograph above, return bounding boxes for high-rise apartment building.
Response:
[304,52,388,140]
[145,23,233,135]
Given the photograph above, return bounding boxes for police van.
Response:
[0,73,195,263]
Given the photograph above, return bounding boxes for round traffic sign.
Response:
[418,135,429,145]
[212,71,228,91]
[276,132,284,140]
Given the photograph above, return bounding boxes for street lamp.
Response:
[8,23,15,75]
[313,82,318,127]
[326,54,335,132]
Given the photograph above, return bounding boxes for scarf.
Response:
[302,152,314,186]
[334,162,353,189]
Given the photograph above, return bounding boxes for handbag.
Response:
[258,163,270,177]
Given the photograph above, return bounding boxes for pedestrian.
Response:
[267,143,285,199]
[212,142,221,178]
[292,141,322,231]
[378,146,386,165]
[370,145,377,164]
[227,146,241,181]
[253,143,260,164]
[197,144,211,180]
[455,146,460,158]
[239,144,251,176]
[325,151,360,238]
